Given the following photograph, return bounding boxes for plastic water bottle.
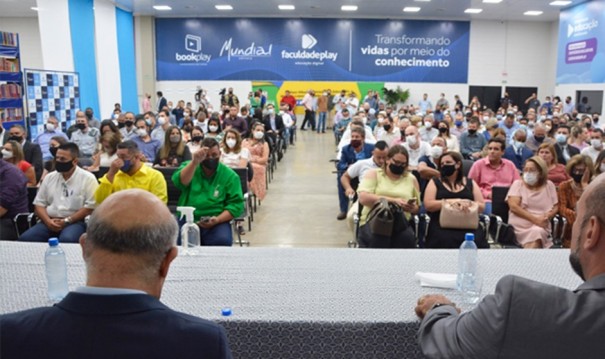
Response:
[457,233,481,304]
[45,238,68,301]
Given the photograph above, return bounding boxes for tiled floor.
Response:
[241,130,353,248]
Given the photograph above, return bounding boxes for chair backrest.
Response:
[491,186,510,223]
[461,159,474,178]
[94,166,110,180]
[232,167,249,194]
[156,167,181,211]
[27,187,38,213]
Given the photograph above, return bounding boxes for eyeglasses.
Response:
[391,160,408,167]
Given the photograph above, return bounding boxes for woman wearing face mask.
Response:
[436,121,459,152]
[180,118,194,143]
[423,151,487,248]
[537,143,570,186]
[154,126,192,167]
[558,155,594,247]
[87,132,120,172]
[506,156,558,249]
[205,117,224,143]
[242,122,269,201]
[357,146,420,248]
[2,141,36,186]
[220,129,250,169]
[187,126,205,154]
[40,136,69,183]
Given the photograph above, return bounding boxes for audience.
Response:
[569,125,588,151]
[459,117,486,160]
[99,119,122,139]
[468,138,520,201]
[131,118,161,163]
[419,116,439,143]
[41,136,69,182]
[417,137,447,195]
[436,121,459,153]
[0,152,28,241]
[558,155,594,247]
[86,132,120,172]
[70,111,100,166]
[220,129,250,169]
[242,122,270,203]
[554,125,578,164]
[8,125,43,182]
[376,116,400,146]
[34,116,68,162]
[223,105,249,137]
[595,150,605,176]
[502,129,533,172]
[154,126,192,167]
[402,125,431,170]
[151,110,171,145]
[187,126,205,154]
[581,128,603,163]
[206,116,224,142]
[537,143,570,186]
[2,141,36,186]
[119,111,138,140]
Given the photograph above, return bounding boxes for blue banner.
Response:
[155,18,469,83]
[557,0,605,84]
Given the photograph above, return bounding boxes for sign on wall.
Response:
[556,0,605,84]
[155,18,469,83]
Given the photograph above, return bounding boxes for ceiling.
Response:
[0,0,581,21]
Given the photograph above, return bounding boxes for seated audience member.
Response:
[337,118,377,153]
[419,116,439,143]
[334,109,352,140]
[459,117,486,160]
[424,151,487,248]
[581,128,603,163]
[224,105,249,137]
[154,126,192,167]
[525,123,553,153]
[151,110,171,145]
[415,173,605,359]
[449,112,466,139]
[437,121,459,153]
[41,136,69,182]
[262,103,284,143]
[206,116,224,143]
[8,125,43,182]
[554,125,579,164]
[187,126,205,154]
[569,124,588,151]
[1,189,232,359]
[242,122,270,202]
[220,129,250,169]
[0,152,28,241]
[95,141,167,204]
[99,120,122,140]
[195,111,209,133]
[595,150,605,176]
[499,113,520,145]
[2,141,36,186]
[19,143,98,243]
[119,111,138,140]
[559,155,594,247]
[402,125,431,170]
[468,138,520,201]
[418,137,447,195]
[34,116,68,162]
[172,138,244,246]
[503,129,533,172]
[180,118,194,143]
[376,116,400,146]
[506,156,558,249]
[86,132,120,172]
[336,127,375,220]
[537,143,570,186]
[131,118,161,163]
[357,146,420,248]
[70,111,100,166]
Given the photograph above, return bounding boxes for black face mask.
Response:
[55,160,74,173]
[593,117,600,123]
[125,120,134,127]
[117,122,125,128]
[383,124,391,132]
[85,112,93,119]
[192,136,203,143]
[202,158,219,171]
[439,127,448,134]
[49,147,58,157]
[468,129,477,135]
[571,172,583,183]
[389,163,405,175]
[8,136,22,142]
[534,136,545,143]
[440,164,456,177]
[76,123,86,130]
[350,140,362,148]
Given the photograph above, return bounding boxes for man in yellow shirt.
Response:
[95,141,167,204]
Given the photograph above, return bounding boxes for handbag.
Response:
[439,199,479,229]
[365,198,395,236]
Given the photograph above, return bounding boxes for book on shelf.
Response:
[0,58,19,72]
[0,31,18,47]
[0,108,24,122]
[0,83,21,99]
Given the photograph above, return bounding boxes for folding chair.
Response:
[232,167,252,247]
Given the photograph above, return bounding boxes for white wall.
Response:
[0,17,43,70]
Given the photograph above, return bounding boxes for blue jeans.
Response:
[317,112,327,133]
[18,221,87,243]
[177,217,233,246]
[337,171,349,214]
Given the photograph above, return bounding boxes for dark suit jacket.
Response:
[158,97,167,112]
[555,143,580,164]
[337,143,374,172]
[0,292,232,359]
[502,145,533,171]
[262,115,285,136]
[22,140,43,182]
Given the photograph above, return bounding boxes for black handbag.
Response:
[366,198,394,237]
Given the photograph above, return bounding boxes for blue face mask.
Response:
[455,120,463,127]
[496,114,503,120]
[120,159,132,172]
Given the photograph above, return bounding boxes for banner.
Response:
[156,18,469,83]
[556,0,605,84]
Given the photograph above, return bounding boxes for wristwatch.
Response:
[64,217,72,224]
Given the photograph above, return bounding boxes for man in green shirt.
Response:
[172,138,243,246]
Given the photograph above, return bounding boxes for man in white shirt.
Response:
[345,92,360,115]
[18,143,98,243]
[581,129,603,163]
[418,93,433,114]
[419,115,439,143]
[151,111,170,145]
[402,125,431,170]
[300,90,316,131]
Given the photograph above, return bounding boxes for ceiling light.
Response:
[414,0,430,2]
[341,5,358,11]
[483,0,502,3]
[30,7,38,11]
[550,1,572,6]
[279,5,295,10]
[524,10,543,16]
[403,7,421,12]
[464,8,483,14]
[153,5,172,11]
[215,5,233,10]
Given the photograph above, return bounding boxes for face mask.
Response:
[120,159,132,172]
[377,117,385,124]
[192,135,203,143]
[85,112,93,119]
[226,139,237,148]
[158,117,166,126]
[517,115,523,120]
[424,122,432,129]
[594,117,600,123]
[472,107,478,111]
[496,114,503,121]
[534,136,545,143]
[591,139,603,149]
[556,134,567,144]
[523,172,538,186]
[544,125,552,132]
[254,131,264,140]
[430,145,443,158]
[113,114,119,119]
[571,172,584,183]
[350,139,362,148]
[268,109,275,115]
[528,121,535,129]
[208,125,218,133]
[46,123,56,132]
[514,141,525,149]
[468,129,477,135]
[49,147,58,157]
[117,122,125,129]
[455,120,463,127]
[125,120,134,127]
[482,116,489,122]
[76,123,86,130]
[55,160,74,173]
[406,135,417,146]
[389,163,405,175]
[440,164,456,177]
[145,119,152,126]
[1,149,13,159]
[361,118,367,125]
[519,125,528,132]
[383,124,391,132]
[169,135,181,144]
[136,128,147,137]
[202,158,219,170]
[438,127,447,134]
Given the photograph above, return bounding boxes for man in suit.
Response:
[502,129,533,171]
[414,173,605,359]
[8,125,43,182]
[1,189,232,359]
[262,103,285,138]
[156,90,167,113]
[554,125,579,164]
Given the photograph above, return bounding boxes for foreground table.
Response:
[0,242,581,358]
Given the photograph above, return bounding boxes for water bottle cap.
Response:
[465,233,475,241]
[221,307,232,316]
[49,238,59,246]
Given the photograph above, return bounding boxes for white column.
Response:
[36,0,74,71]
[93,0,121,119]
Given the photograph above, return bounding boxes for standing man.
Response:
[317,91,329,134]
[2,189,233,359]
[156,91,167,113]
[300,89,316,131]
[418,93,433,114]
[524,93,541,112]
[84,107,101,129]
[563,96,575,114]
[8,125,43,182]
[435,93,449,112]
[19,143,98,243]
[221,87,240,109]
[70,111,100,166]
[34,116,68,162]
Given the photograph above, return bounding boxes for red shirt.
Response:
[280,95,297,111]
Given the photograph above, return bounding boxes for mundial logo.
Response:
[302,34,318,49]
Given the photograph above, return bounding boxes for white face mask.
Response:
[430,145,443,158]
[226,139,237,149]
[406,135,418,146]
[46,123,56,132]
[1,149,13,159]
[424,122,432,129]
[158,117,167,126]
[208,125,218,133]
[523,172,538,186]
[591,139,603,149]
[136,128,147,137]
[254,131,264,140]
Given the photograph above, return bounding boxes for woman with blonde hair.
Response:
[537,142,570,186]
[87,132,120,172]
[154,125,192,167]
[2,140,36,186]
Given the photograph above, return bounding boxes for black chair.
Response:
[462,159,474,178]
[231,167,252,247]
[93,166,110,180]
[27,187,38,213]
[156,167,180,213]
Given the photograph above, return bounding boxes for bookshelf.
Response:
[0,31,24,130]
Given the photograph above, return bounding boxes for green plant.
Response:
[381,87,410,106]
